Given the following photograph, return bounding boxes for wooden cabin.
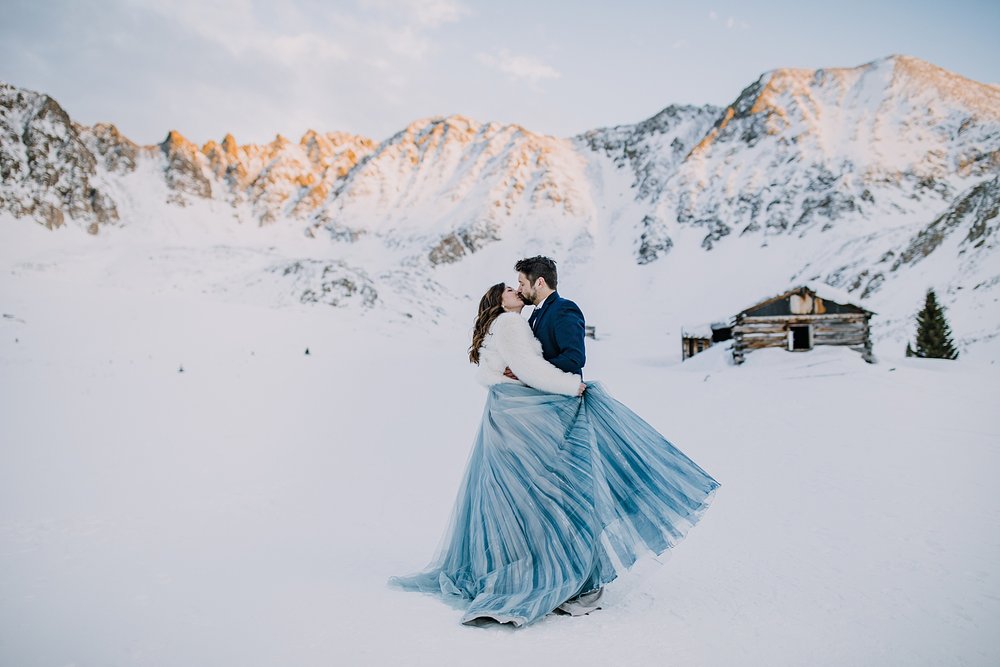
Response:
[731,285,875,364]
[681,322,733,360]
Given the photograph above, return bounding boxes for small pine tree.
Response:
[906,289,959,359]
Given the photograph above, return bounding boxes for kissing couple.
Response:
[390,255,720,627]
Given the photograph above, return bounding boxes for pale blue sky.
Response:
[2,0,997,145]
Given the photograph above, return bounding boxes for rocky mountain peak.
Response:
[80,122,138,174]
[158,130,211,201]
[269,134,291,150]
[161,130,197,153]
[297,130,375,169]
[221,133,239,156]
[885,54,1000,119]
[1,82,117,232]
[405,114,481,135]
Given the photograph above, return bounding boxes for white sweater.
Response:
[474,312,582,397]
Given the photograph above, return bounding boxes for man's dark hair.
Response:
[515,256,558,290]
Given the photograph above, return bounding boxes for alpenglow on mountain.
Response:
[1,55,998,353]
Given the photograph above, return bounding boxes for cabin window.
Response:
[788,325,811,350]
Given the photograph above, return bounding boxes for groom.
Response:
[510,256,602,616]
[511,255,586,376]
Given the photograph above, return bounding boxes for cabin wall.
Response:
[732,313,873,363]
[682,337,713,360]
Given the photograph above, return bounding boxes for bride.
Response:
[389,282,719,627]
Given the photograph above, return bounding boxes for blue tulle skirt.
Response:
[389,382,719,627]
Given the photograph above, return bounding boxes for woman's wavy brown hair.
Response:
[469,282,506,364]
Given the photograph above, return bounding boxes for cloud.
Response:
[131,0,348,64]
[362,0,469,28]
[725,15,751,30]
[708,9,749,30]
[0,0,477,144]
[132,0,469,68]
[269,32,350,65]
[477,49,560,87]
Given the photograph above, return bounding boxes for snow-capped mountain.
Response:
[150,127,377,224]
[1,55,998,356]
[316,115,598,266]
[1,81,376,232]
[577,103,722,263]
[583,54,998,251]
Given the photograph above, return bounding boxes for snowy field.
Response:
[2,224,999,666]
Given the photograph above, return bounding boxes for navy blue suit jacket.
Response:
[528,291,586,377]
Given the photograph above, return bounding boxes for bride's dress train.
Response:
[389,381,719,627]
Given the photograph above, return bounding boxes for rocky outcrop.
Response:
[636,214,672,264]
[893,175,1000,269]
[272,259,378,308]
[0,83,119,232]
[578,104,721,203]
[79,122,138,174]
[427,219,500,265]
[159,130,212,202]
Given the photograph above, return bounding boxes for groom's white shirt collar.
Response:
[534,292,554,311]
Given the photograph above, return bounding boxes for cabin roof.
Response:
[682,321,730,338]
[738,282,876,316]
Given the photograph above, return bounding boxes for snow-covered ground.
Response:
[1,221,998,666]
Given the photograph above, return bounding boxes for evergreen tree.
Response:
[906,289,959,359]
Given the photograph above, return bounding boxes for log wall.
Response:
[731,313,874,364]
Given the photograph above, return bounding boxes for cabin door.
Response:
[788,324,811,350]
